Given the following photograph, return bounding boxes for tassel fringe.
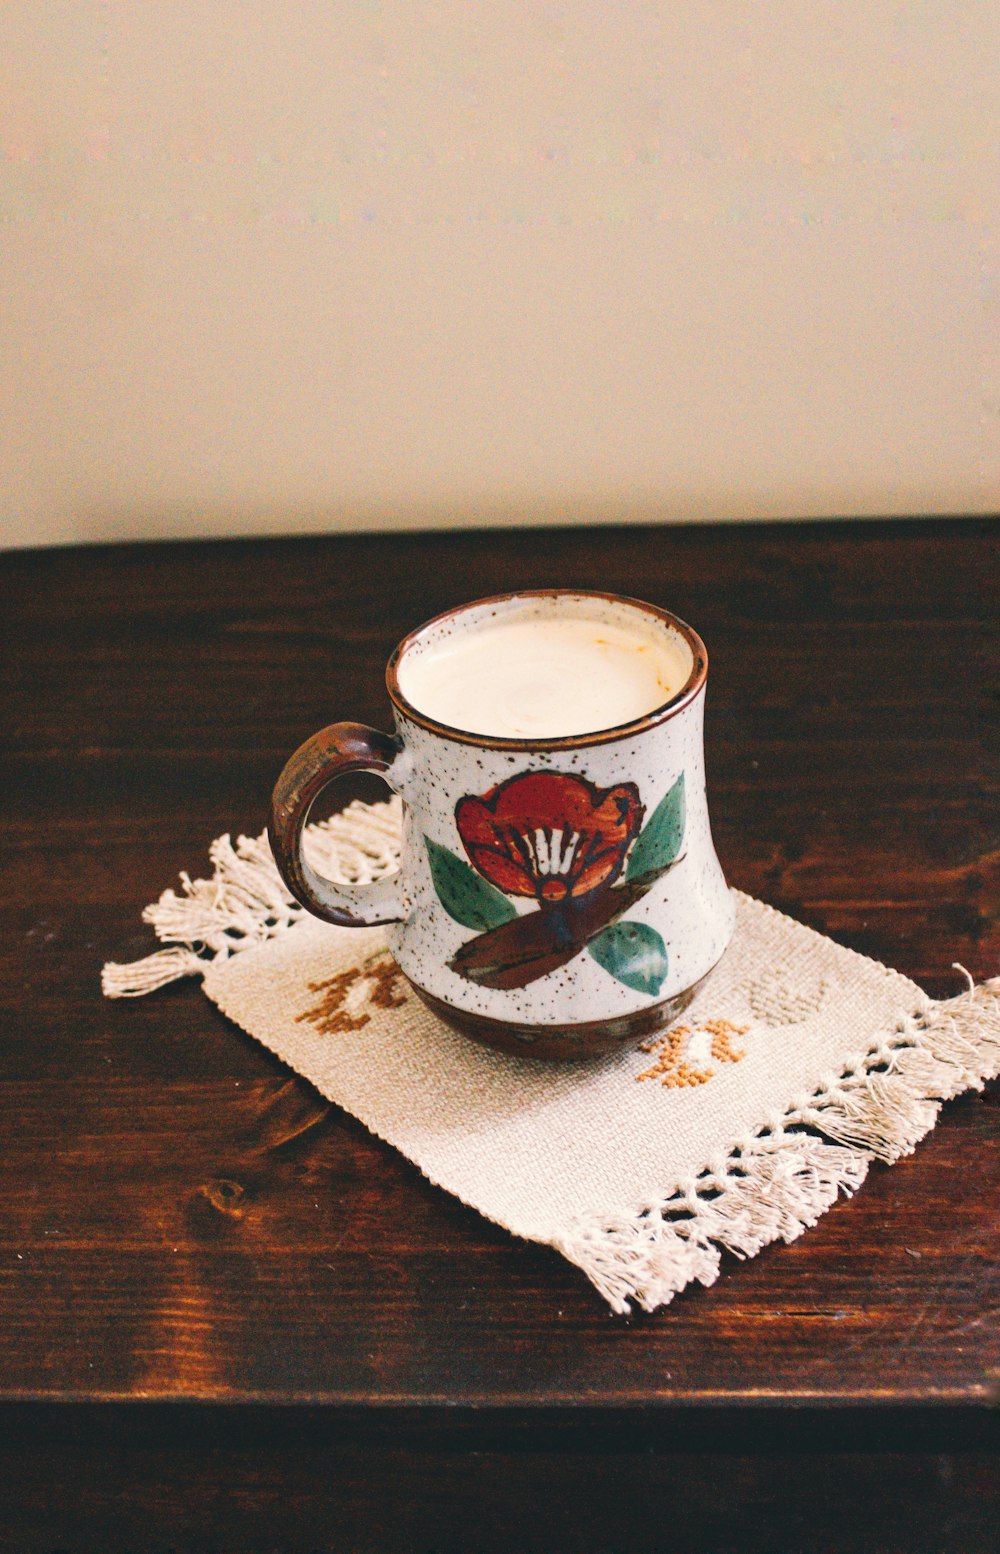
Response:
[557,978,1000,1315]
[101,797,402,997]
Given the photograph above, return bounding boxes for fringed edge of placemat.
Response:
[101,798,403,996]
[554,975,1000,1314]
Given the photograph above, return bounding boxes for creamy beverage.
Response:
[398,614,691,739]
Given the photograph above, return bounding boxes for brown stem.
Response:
[447,862,681,991]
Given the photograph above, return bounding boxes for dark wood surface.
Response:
[2,517,997,1552]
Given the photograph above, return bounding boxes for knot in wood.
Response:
[202,1178,245,1216]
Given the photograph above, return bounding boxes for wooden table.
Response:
[2,518,997,1553]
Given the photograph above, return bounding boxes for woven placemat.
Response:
[104,799,1000,1314]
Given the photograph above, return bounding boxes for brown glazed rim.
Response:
[385,589,708,751]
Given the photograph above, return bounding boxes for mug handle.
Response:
[268,722,407,927]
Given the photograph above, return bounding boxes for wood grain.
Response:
[1,517,997,1550]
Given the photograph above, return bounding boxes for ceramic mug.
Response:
[269,590,734,1059]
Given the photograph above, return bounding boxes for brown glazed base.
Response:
[410,964,720,1061]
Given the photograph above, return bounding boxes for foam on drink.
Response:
[398,612,690,739]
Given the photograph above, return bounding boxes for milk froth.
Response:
[398,614,689,739]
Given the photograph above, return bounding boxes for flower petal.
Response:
[570,850,626,898]
[463,845,537,898]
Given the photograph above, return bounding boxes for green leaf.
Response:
[587,919,668,996]
[626,772,686,882]
[424,837,518,932]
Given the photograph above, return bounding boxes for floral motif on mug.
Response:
[455,771,643,904]
[425,769,686,995]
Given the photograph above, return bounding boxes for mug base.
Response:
[409,962,722,1061]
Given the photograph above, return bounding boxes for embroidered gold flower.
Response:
[637,1019,748,1089]
[296,951,408,1036]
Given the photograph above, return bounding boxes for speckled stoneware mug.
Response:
[269,591,734,1060]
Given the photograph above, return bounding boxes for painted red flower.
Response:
[455,771,644,905]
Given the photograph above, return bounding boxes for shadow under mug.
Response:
[269,590,734,1059]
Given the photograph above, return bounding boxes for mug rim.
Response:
[385,588,708,750]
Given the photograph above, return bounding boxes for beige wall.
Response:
[2,3,997,549]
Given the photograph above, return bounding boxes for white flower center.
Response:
[522,826,582,877]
